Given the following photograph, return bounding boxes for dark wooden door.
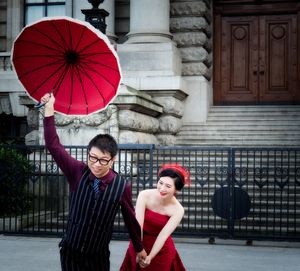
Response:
[215,14,299,104]
[259,15,298,102]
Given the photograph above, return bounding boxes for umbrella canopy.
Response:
[11,16,121,115]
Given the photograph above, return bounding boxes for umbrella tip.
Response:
[65,50,80,65]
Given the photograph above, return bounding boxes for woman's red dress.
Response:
[119,209,186,271]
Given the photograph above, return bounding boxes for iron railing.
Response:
[0,144,299,241]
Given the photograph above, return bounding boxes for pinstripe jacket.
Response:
[44,116,143,254]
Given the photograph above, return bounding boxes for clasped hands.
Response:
[137,249,151,268]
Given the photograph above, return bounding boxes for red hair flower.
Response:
[158,163,191,186]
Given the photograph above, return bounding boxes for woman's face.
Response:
[157,176,176,198]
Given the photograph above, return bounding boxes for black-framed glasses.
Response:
[88,154,112,165]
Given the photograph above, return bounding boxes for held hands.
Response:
[136,249,150,269]
[138,255,152,268]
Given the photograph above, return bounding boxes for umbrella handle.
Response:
[34,91,53,109]
[34,102,46,109]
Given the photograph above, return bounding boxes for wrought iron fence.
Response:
[0,144,299,241]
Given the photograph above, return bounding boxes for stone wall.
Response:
[170,0,212,79]
[1,0,214,146]
[115,0,213,79]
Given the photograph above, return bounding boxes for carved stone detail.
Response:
[159,115,182,134]
[119,130,158,144]
[157,134,177,146]
[25,130,39,145]
[152,96,184,117]
[173,32,208,48]
[54,105,117,128]
[0,95,12,114]
[170,17,208,33]
[170,0,212,79]
[27,109,39,130]
[118,110,159,133]
[182,62,210,78]
[180,47,208,62]
[171,1,208,17]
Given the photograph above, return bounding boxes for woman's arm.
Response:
[144,204,184,265]
[134,190,148,263]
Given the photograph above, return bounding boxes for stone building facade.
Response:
[0,0,212,146]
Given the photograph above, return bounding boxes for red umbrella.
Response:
[11,16,121,115]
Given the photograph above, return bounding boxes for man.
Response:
[41,93,146,270]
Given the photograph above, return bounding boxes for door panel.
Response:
[215,14,299,104]
[221,16,258,102]
[259,15,298,102]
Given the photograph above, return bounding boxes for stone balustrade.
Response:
[0,52,13,71]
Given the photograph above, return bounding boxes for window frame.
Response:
[23,0,66,26]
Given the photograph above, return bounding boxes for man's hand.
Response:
[136,249,147,260]
[136,249,148,268]
[41,93,55,117]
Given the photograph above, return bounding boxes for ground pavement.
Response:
[0,235,299,271]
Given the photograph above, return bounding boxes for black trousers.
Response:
[60,246,110,271]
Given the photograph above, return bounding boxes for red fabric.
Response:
[120,209,186,271]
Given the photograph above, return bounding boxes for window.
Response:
[0,0,7,51]
[24,0,66,25]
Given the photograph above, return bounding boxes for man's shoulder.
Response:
[113,173,128,187]
[113,172,126,182]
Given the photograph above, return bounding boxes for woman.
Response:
[120,163,191,270]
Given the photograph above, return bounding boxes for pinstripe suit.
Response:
[44,116,143,271]
[60,169,126,270]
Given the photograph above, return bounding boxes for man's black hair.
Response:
[88,134,118,157]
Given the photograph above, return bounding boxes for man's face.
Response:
[88,147,115,178]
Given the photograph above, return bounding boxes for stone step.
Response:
[178,133,300,139]
[176,140,300,146]
[209,105,300,112]
[180,125,300,131]
[176,139,300,146]
[178,105,300,147]
[207,113,300,119]
[206,119,300,126]
[177,136,300,146]
[199,120,300,126]
[180,124,300,131]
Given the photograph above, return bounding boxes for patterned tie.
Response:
[93,178,101,195]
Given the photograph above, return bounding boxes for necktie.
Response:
[93,178,101,195]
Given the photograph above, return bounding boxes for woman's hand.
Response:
[139,255,152,268]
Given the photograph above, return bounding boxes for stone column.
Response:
[6,0,22,50]
[117,0,181,77]
[101,0,117,42]
[126,0,172,43]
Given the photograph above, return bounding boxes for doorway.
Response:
[213,1,300,104]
